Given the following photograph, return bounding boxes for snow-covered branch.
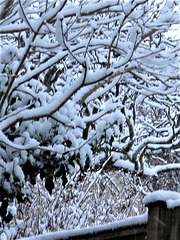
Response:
[0,0,179,225]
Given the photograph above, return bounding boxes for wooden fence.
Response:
[19,199,180,240]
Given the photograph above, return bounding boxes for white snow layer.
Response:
[143,190,180,208]
[144,163,180,176]
[17,213,148,240]
[114,159,135,171]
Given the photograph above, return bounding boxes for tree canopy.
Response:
[0,0,179,223]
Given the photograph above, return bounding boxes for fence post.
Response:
[145,200,180,240]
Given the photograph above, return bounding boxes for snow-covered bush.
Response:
[4,165,180,239]
[10,170,147,239]
[0,0,179,226]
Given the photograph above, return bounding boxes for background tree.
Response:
[0,0,179,224]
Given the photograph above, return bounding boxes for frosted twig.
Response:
[77,153,114,207]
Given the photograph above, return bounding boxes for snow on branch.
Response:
[144,163,180,176]
[0,0,179,227]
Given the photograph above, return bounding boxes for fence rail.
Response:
[67,223,147,240]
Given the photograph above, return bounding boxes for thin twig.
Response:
[77,153,114,207]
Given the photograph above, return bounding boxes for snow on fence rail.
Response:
[16,191,180,240]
